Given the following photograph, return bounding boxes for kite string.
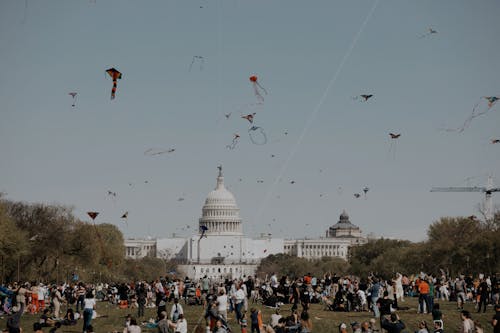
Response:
[253,0,381,224]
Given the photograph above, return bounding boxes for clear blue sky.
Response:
[1,0,499,242]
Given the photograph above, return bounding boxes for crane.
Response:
[431,176,500,221]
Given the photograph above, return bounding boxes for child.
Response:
[250,307,263,333]
[239,311,248,333]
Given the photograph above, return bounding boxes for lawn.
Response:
[0,297,496,332]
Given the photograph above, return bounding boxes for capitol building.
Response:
[125,167,367,280]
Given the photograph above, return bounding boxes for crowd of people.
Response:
[0,271,499,333]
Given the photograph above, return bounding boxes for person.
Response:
[432,320,443,333]
[460,310,475,333]
[171,313,187,333]
[339,322,348,333]
[370,278,382,318]
[82,290,96,333]
[214,318,229,333]
[136,282,147,318]
[418,279,430,314]
[416,320,429,333]
[6,303,24,333]
[270,308,282,328]
[456,276,467,310]
[360,321,372,333]
[380,313,405,333]
[250,307,263,333]
[493,304,500,333]
[157,311,169,333]
[62,308,77,326]
[75,282,86,313]
[299,311,312,333]
[274,318,286,333]
[477,278,489,313]
[234,283,246,323]
[170,298,184,323]
[39,308,56,327]
[351,321,361,333]
[125,318,141,333]
[240,311,248,333]
[377,291,393,317]
[217,289,228,322]
[51,285,65,319]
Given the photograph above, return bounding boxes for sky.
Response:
[1,0,499,242]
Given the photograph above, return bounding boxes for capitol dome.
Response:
[199,166,243,235]
[327,210,362,238]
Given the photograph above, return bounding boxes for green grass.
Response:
[0,297,496,333]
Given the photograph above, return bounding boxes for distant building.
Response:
[283,210,367,260]
[124,238,157,259]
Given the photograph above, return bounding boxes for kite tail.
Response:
[253,84,265,102]
[111,80,117,99]
[256,82,268,95]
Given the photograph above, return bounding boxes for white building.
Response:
[283,210,367,260]
[125,168,367,277]
[124,238,157,259]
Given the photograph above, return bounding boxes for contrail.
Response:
[254,0,381,224]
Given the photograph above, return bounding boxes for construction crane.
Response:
[431,176,500,221]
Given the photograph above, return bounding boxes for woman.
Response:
[125,318,141,333]
[62,308,77,326]
[416,320,429,333]
[82,290,96,333]
[51,285,65,319]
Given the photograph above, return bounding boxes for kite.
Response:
[248,125,268,145]
[226,133,240,150]
[121,212,128,226]
[353,94,373,102]
[68,92,77,107]
[484,96,500,108]
[249,75,267,102]
[241,113,256,123]
[443,96,500,133]
[257,180,264,183]
[290,180,296,184]
[177,197,185,202]
[144,148,175,156]
[491,139,500,144]
[199,225,208,240]
[106,67,122,100]
[87,212,99,220]
[224,113,232,119]
[418,27,438,39]
[363,187,369,199]
[107,190,117,197]
[354,193,361,198]
[189,55,205,71]
[389,133,401,159]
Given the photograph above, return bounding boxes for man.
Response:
[418,279,430,314]
[477,278,489,313]
[381,313,405,333]
[170,298,184,323]
[369,278,382,318]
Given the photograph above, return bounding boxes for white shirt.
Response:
[234,289,245,304]
[217,294,228,312]
[170,302,184,320]
[84,298,96,310]
[174,319,188,333]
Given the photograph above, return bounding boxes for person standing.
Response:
[477,278,489,313]
[6,303,24,333]
[82,291,96,333]
[51,285,65,320]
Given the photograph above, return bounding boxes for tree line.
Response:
[1,196,498,283]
